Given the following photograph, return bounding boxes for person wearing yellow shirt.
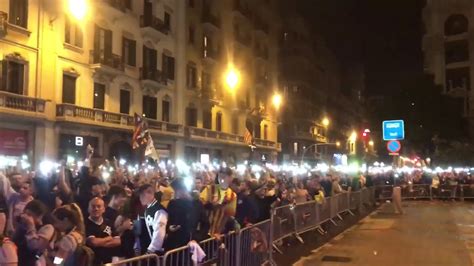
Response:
[200,168,237,236]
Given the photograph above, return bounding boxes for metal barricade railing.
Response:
[272,204,296,243]
[317,197,331,224]
[349,190,362,212]
[433,184,458,200]
[293,201,318,234]
[375,185,393,201]
[459,184,474,199]
[401,184,431,199]
[112,189,379,266]
[239,220,272,266]
[104,254,161,266]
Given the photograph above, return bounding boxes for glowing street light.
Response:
[368,140,374,146]
[68,0,88,21]
[272,92,282,110]
[349,131,357,142]
[336,141,341,147]
[225,67,239,93]
[322,117,330,127]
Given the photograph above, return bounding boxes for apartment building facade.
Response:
[0,0,280,165]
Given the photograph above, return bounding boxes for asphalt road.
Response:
[275,201,474,266]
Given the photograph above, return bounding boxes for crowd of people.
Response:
[0,148,375,265]
[1,146,473,265]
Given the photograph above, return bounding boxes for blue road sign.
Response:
[383,120,405,140]
[387,140,401,153]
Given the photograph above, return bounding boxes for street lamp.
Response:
[272,92,282,110]
[368,140,374,147]
[68,0,88,21]
[225,67,240,93]
[349,131,357,142]
[322,117,330,127]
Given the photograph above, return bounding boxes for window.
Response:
[143,46,158,71]
[9,0,28,28]
[293,142,298,155]
[188,27,195,44]
[445,40,469,64]
[445,14,468,36]
[62,74,76,104]
[203,110,212,129]
[93,83,106,110]
[164,12,171,31]
[0,61,25,95]
[188,0,195,8]
[122,38,136,66]
[143,96,157,119]
[216,112,222,131]
[120,89,130,114]
[162,100,170,122]
[162,54,175,80]
[124,0,132,10]
[232,116,239,134]
[93,25,112,61]
[202,71,212,93]
[186,107,197,127]
[65,17,83,48]
[263,125,268,140]
[446,67,470,91]
[187,65,197,88]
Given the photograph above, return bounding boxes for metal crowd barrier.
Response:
[113,187,377,266]
[373,184,474,201]
[104,254,161,266]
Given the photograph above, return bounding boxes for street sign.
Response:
[387,140,401,154]
[382,120,405,140]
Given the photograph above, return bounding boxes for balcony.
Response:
[56,104,183,136]
[97,0,130,20]
[0,91,47,118]
[254,48,269,60]
[202,48,220,63]
[255,75,269,86]
[254,138,281,151]
[235,32,251,46]
[90,50,124,76]
[254,18,269,34]
[140,68,168,91]
[0,11,7,37]
[56,104,134,128]
[200,87,219,105]
[147,119,183,135]
[185,126,244,145]
[140,15,170,40]
[233,0,252,19]
[201,10,221,29]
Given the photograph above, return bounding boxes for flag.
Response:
[144,136,159,161]
[244,127,256,149]
[132,113,149,149]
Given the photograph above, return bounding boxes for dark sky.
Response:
[294,0,426,96]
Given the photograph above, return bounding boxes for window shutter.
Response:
[76,25,83,47]
[94,25,100,52]
[162,53,167,78]
[131,40,136,66]
[105,29,113,59]
[0,60,5,91]
[65,17,71,44]
[169,56,175,80]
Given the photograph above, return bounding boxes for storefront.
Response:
[58,134,99,160]
[0,128,29,157]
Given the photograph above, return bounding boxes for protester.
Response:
[85,197,120,265]
[138,184,167,254]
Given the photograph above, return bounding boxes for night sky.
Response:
[295,0,426,96]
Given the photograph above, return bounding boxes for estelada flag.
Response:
[132,113,149,149]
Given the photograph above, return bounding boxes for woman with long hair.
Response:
[50,203,87,266]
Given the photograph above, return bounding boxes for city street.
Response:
[288,201,474,266]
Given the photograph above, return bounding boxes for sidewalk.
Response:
[289,201,474,266]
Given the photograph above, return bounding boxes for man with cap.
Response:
[200,167,237,236]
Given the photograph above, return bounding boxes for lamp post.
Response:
[300,142,340,165]
[225,67,240,94]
